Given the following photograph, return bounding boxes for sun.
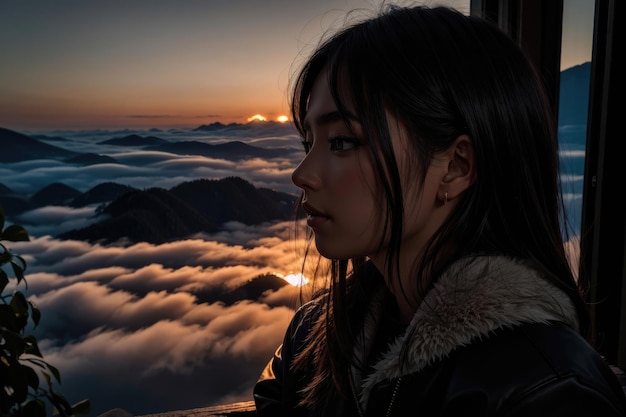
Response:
[279,273,309,287]
[277,115,289,123]
[247,114,267,122]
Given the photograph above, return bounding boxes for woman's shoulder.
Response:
[285,295,326,339]
[293,293,326,319]
[441,321,626,412]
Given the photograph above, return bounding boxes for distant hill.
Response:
[0,181,137,217]
[169,176,296,224]
[559,62,591,127]
[59,187,217,244]
[0,183,35,217]
[69,182,137,208]
[58,177,298,244]
[0,127,118,164]
[145,140,295,160]
[0,126,296,163]
[0,127,79,162]
[98,134,169,146]
[193,120,297,137]
[192,273,289,306]
[31,134,72,143]
[30,182,82,207]
[64,153,118,165]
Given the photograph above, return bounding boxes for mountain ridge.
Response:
[55,176,297,245]
[0,126,297,164]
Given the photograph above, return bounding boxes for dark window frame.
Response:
[470,0,625,368]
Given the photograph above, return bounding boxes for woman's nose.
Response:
[291,154,321,191]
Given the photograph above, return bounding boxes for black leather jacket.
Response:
[254,257,626,416]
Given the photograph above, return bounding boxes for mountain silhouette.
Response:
[145,140,295,160]
[193,120,297,137]
[558,62,591,128]
[0,127,119,164]
[98,134,169,146]
[30,182,82,207]
[169,176,296,224]
[0,182,86,217]
[0,183,34,217]
[0,181,138,218]
[58,177,298,244]
[192,273,289,306]
[59,187,216,244]
[64,153,118,165]
[0,127,79,162]
[69,182,137,208]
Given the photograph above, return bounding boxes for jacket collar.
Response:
[357,255,578,407]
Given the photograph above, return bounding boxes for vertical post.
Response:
[470,0,563,120]
[579,0,625,367]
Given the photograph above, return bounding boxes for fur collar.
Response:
[356,255,578,408]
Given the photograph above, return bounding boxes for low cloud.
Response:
[8,219,309,415]
[0,126,310,415]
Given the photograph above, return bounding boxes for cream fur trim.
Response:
[358,255,578,408]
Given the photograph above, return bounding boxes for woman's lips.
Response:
[302,202,330,228]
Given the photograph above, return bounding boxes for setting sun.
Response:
[281,273,309,287]
[247,114,267,122]
[277,115,289,123]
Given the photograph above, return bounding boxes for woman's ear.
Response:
[441,134,475,200]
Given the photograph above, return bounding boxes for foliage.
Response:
[0,206,90,417]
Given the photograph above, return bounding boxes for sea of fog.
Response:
[1,122,585,416]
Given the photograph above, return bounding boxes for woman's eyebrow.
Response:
[302,110,359,132]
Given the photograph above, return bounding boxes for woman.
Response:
[254,4,626,416]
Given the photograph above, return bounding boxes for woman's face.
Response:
[291,70,449,266]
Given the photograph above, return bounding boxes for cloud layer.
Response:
[1,126,312,416]
[9,220,312,415]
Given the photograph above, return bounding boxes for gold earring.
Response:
[442,191,448,206]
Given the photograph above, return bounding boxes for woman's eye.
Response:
[329,137,358,152]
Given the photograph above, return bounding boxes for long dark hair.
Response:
[291,4,589,408]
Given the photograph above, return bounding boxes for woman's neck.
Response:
[369,257,427,325]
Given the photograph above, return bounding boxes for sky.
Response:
[0,0,593,132]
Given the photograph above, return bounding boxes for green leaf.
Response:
[11,259,26,285]
[49,391,73,416]
[29,300,41,327]
[42,369,52,386]
[0,304,19,331]
[0,245,11,264]
[7,364,29,403]
[1,327,27,356]
[48,363,62,384]
[23,362,40,390]
[1,224,30,242]
[24,335,43,357]
[10,291,29,329]
[0,270,8,293]
[27,357,50,370]
[10,291,28,315]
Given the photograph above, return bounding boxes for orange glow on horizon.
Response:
[247,114,267,122]
[277,115,289,123]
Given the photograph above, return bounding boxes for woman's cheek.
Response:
[331,163,374,196]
